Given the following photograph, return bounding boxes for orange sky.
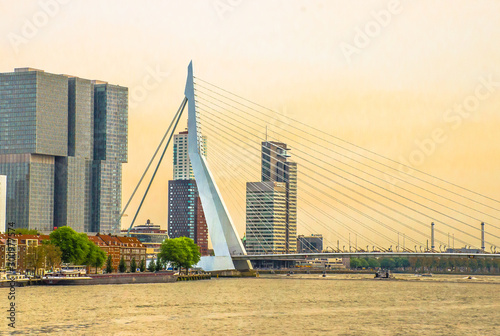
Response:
[1,0,499,248]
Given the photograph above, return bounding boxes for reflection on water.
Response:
[5,274,500,335]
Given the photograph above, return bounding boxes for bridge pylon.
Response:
[185,61,252,272]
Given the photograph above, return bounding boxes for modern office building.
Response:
[245,181,287,254]
[0,175,6,232]
[297,234,323,253]
[168,130,208,256]
[245,141,297,254]
[0,68,127,234]
[92,83,128,234]
[54,77,94,232]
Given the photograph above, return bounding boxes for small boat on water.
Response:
[374,270,394,279]
[0,273,30,287]
[42,265,92,285]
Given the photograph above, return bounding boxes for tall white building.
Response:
[0,175,6,232]
[172,130,206,180]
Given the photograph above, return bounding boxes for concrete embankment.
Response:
[176,274,211,281]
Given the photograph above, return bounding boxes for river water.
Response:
[3,274,499,335]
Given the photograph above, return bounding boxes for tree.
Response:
[42,242,62,271]
[49,227,90,264]
[359,258,369,268]
[155,258,162,272]
[380,258,396,270]
[119,256,126,273]
[83,240,106,274]
[12,228,40,235]
[139,259,146,272]
[158,237,201,275]
[350,258,360,269]
[105,255,113,273]
[25,245,46,276]
[148,259,156,272]
[367,258,380,269]
[130,258,137,273]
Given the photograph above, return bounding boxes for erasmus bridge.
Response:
[126,62,500,272]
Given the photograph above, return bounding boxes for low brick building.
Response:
[0,233,146,274]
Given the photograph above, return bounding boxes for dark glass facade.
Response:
[0,69,127,234]
[92,84,128,234]
[168,180,208,256]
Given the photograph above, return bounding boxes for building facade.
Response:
[297,234,323,253]
[245,181,287,254]
[246,141,298,254]
[168,130,209,256]
[121,219,169,258]
[0,233,145,274]
[0,68,127,234]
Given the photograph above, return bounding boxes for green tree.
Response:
[130,258,137,273]
[105,255,113,273]
[12,228,40,235]
[158,237,201,275]
[148,259,156,272]
[155,258,162,272]
[359,258,369,268]
[49,227,90,264]
[139,259,146,272]
[468,258,478,272]
[367,258,380,269]
[119,256,126,273]
[415,258,423,272]
[42,242,62,271]
[84,241,106,274]
[25,245,46,276]
[380,258,396,270]
[438,258,449,271]
[350,258,360,269]
[401,258,410,270]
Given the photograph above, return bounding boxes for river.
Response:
[3,274,499,335]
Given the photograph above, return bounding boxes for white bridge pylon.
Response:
[185,61,252,272]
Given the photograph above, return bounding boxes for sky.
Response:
[1,0,499,248]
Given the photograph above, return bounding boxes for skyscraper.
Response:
[0,68,68,231]
[245,181,287,253]
[54,77,94,232]
[246,141,297,253]
[168,130,208,255]
[0,68,127,234]
[91,83,128,234]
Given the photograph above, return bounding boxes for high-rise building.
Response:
[91,83,128,234]
[54,77,94,232]
[297,234,323,253]
[0,175,6,232]
[168,130,208,255]
[245,181,287,253]
[173,130,206,180]
[246,141,298,253]
[0,68,127,234]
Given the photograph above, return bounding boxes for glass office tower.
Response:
[92,84,128,234]
[0,69,67,231]
[0,69,128,234]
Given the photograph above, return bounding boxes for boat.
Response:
[0,273,31,287]
[374,270,394,279]
[42,265,92,285]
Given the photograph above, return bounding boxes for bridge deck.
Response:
[232,252,500,260]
